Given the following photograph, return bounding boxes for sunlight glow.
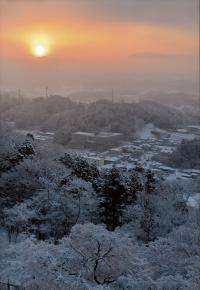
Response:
[28,33,54,57]
[34,44,47,57]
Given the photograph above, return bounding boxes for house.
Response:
[158,166,175,174]
[109,147,123,155]
[70,131,124,151]
[86,156,104,167]
[186,125,200,135]
[104,156,121,165]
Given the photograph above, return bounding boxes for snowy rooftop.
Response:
[104,156,121,161]
[187,125,200,130]
[97,132,123,137]
[158,166,175,171]
[73,132,94,136]
[182,169,200,174]
[177,129,188,133]
[73,131,122,137]
[109,147,122,151]
[86,156,103,161]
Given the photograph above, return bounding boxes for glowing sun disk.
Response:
[34,44,47,57]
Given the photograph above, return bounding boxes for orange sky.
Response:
[0,0,199,94]
[0,1,198,60]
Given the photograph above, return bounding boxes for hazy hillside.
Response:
[2,96,199,145]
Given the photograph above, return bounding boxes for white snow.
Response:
[187,193,200,208]
[136,123,155,139]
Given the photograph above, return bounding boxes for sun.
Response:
[27,33,54,58]
[33,44,48,57]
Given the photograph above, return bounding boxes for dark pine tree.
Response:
[99,166,127,231]
[60,153,99,182]
[128,170,143,202]
[145,169,156,194]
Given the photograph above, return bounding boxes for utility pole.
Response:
[111,88,114,103]
[45,86,48,98]
[18,88,21,104]
[0,89,2,133]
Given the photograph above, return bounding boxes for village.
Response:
[66,124,200,183]
[14,123,200,184]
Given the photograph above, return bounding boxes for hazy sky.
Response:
[0,0,199,95]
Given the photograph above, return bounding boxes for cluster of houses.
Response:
[68,131,123,151]
[12,120,200,182]
[74,125,200,182]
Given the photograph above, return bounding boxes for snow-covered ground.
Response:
[71,123,200,183]
[187,193,200,208]
[0,230,9,254]
[136,123,155,139]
